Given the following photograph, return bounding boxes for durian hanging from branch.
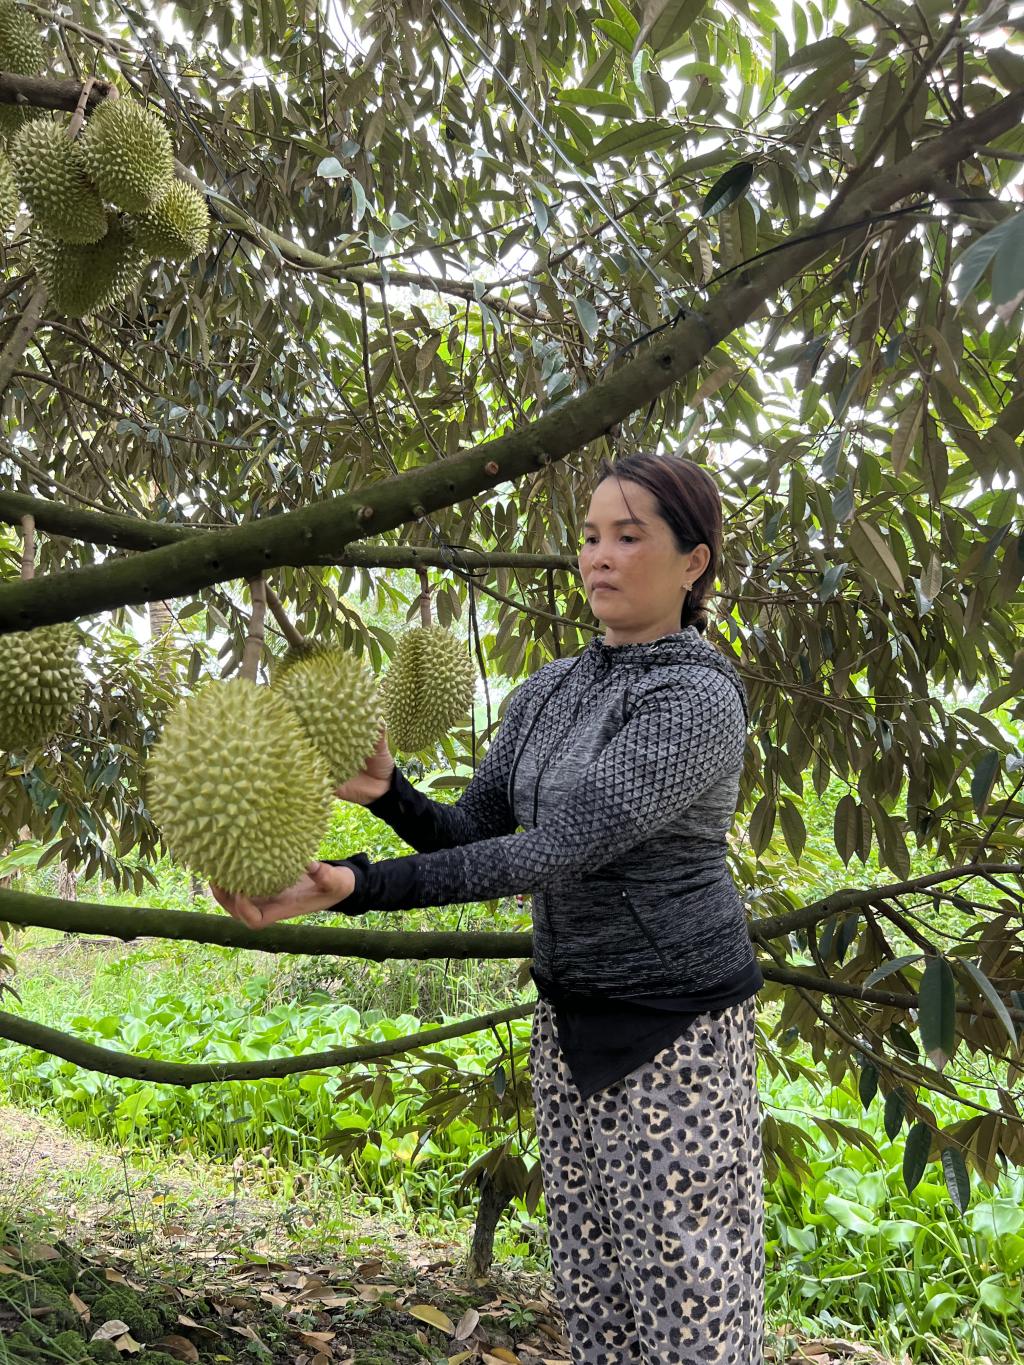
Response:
[148,575,334,899]
[383,576,476,754]
[0,513,84,752]
[0,7,212,318]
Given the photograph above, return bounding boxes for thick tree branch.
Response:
[0,88,1019,632]
[0,490,579,572]
[0,1002,535,1085]
[0,71,112,113]
[0,286,48,398]
[0,888,532,957]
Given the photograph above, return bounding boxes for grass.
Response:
[2,790,1024,1359]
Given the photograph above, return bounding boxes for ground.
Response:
[0,1105,902,1365]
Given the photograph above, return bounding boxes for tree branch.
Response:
[0,88,1018,632]
[0,887,533,958]
[0,71,113,113]
[0,286,48,398]
[0,1002,535,1086]
[0,490,579,572]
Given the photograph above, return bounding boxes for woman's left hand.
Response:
[211,861,355,929]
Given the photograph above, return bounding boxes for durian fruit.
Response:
[0,149,18,231]
[148,678,334,898]
[0,1,45,142]
[77,99,173,214]
[34,214,148,316]
[0,623,83,751]
[9,121,106,244]
[131,178,209,260]
[272,645,382,787]
[0,0,42,75]
[383,625,476,753]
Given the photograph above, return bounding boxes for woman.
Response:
[214,453,764,1365]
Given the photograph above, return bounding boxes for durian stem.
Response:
[0,1002,537,1086]
[66,74,95,140]
[240,575,267,681]
[0,284,47,401]
[418,569,432,628]
[19,516,34,581]
[265,583,306,650]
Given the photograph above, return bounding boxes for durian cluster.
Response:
[383,625,476,754]
[0,5,211,316]
[149,624,474,897]
[0,622,84,751]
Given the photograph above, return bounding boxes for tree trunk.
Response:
[149,600,173,638]
[465,1174,516,1279]
[58,860,78,902]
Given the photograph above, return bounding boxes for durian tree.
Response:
[3,0,1024,1248]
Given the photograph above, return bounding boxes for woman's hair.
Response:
[596,453,722,634]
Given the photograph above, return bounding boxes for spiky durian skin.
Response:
[383,626,476,753]
[0,623,83,750]
[131,179,209,260]
[272,646,381,786]
[77,99,173,213]
[9,121,106,244]
[148,679,334,898]
[0,0,43,76]
[0,149,18,231]
[34,215,148,316]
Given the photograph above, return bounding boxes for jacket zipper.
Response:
[621,889,672,972]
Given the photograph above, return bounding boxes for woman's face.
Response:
[579,478,711,646]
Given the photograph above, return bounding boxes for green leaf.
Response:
[644,0,710,52]
[960,959,1017,1047]
[556,87,636,117]
[818,561,847,602]
[863,952,924,987]
[777,35,854,75]
[573,297,599,339]
[858,1061,879,1111]
[701,162,755,218]
[779,797,806,860]
[903,1121,932,1193]
[848,518,904,592]
[918,955,956,1070]
[955,213,1024,301]
[833,792,858,864]
[822,1193,877,1235]
[591,121,676,162]
[941,1146,971,1214]
[971,749,1000,813]
[889,1024,919,1061]
[884,1087,908,1140]
[979,1276,1022,1314]
[317,156,344,177]
[748,794,776,855]
[987,47,1024,92]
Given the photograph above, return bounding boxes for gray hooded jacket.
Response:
[340,627,757,999]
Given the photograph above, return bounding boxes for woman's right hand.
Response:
[334,729,395,805]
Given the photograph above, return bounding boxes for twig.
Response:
[239,575,266,681]
[418,568,432,628]
[19,515,33,581]
[264,583,306,650]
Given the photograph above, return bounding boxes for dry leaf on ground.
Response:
[454,1308,479,1341]
[151,1336,199,1363]
[113,1333,142,1354]
[91,1321,131,1342]
[410,1304,455,1334]
[70,1292,90,1322]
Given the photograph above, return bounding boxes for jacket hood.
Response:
[583,627,749,722]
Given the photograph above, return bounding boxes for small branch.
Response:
[0,1002,535,1086]
[66,74,94,141]
[19,515,33,581]
[265,583,306,650]
[418,568,432,627]
[239,575,266,681]
[0,285,48,399]
[0,70,113,113]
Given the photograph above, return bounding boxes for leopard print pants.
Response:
[530,997,764,1365]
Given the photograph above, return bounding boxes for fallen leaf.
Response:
[454,1309,480,1341]
[163,1224,187,1237]
[105,1270,129,1285]
[296,1278,327,1300]
[448,1355,474,1365]
[92,1321,132,1342]
[410,1304,455,1334]
[414,1331,428,1348]
[316,1297,353,1308]
[311,1355,331,1365]
[356,1260,382,1277]
[281,1272,306,1289]
[152,1336,200,1363]
[298,1332,335,1349]
[70,1292,91,1322]
[485,1351,521,1364]
[113,1334,142,1355]
[355,1284,399,1302]
[177,1316,221,1339]
[259,1292,289,1310]
[29,1306,54,1318]
[0,1264,34,1281]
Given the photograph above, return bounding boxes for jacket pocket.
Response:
[621,889,672,973]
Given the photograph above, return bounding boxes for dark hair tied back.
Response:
[597,453,722,634]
